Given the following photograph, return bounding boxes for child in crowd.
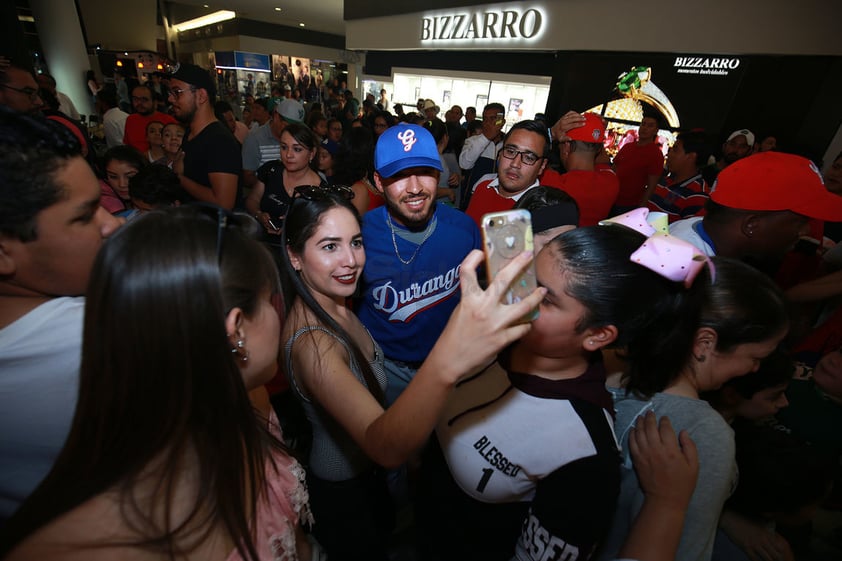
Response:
[122,164,187,220]
[280,186,543,560]
[316,137,338,184]
[705,349,793,424]
[416,216,707,561]
[156,122,185,168]
[600,218,789,561]
[1,207,316,560]
[145,120,165,163]
[704,350,797,560]
[99,144,146,215]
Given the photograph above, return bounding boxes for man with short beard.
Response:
[123,84,175,153]
[167,63,241,210]
[358,123,481,405]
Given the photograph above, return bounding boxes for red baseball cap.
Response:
[710,152,842,221]
[566,112,606,144]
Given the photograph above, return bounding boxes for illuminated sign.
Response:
[420,6,544,44]
[674,56,741,76]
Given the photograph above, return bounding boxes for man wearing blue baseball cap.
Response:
[357,123,481,405]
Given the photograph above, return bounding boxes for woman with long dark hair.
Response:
[280,185,543,560]
[1,207,315,560]
[245,122,325,238]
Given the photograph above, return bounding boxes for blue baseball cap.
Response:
[320,137,339,155]
[375,123,443,178]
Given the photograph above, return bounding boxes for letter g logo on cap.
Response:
[397,129,417,152]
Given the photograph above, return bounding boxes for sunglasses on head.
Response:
[292,184,355,201]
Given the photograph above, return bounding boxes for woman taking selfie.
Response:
[280,185,543,560]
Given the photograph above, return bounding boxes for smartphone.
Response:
[481,209,539,321]
[267,218,280,231]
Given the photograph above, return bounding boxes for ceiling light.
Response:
[299,22,305,27]
[203,4,209,7]
[173,10,235,32]
[275,7,282,11]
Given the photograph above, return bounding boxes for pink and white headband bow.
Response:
[599,208,713,287]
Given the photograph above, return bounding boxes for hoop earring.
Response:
[231,338,249,362]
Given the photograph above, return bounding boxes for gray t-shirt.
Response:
[596,390,737,561]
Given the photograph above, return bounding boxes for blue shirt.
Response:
[358,204,481,362]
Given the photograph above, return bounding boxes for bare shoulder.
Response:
[6,494,146,561]
[7,491,234,561]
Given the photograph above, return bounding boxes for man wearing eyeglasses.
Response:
[464,119,549,226]
[123,84,175,153]
[0,64,43,114]
[168,63,242,210]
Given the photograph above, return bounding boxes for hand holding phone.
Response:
[481,209,539,322]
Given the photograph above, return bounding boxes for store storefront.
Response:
[175,17,356,112]
[365,67,550,129]
[348,0,842,164]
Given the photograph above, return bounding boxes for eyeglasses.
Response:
[169,86,195,99]
[293,184,355,202]
[500,146,542,166]
[0,84,41,102]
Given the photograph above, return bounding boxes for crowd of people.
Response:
[2,57,842,561]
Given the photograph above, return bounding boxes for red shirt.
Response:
[123,111,177,153]
[613,141,664,206]
[367,190,385,212]
[465,177,519,226]
[540,168,619,226]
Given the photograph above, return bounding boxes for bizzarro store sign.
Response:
[420,5,545,46]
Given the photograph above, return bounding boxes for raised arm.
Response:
[293,249,545,468]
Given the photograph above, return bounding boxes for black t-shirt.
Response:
[182,121,243,207]
[256,160,328,223]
